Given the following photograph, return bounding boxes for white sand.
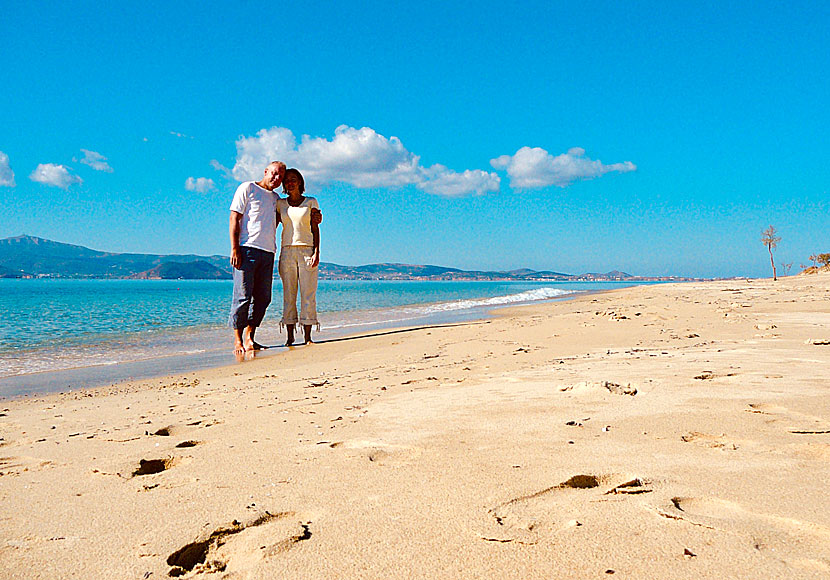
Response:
[1,273,829,579]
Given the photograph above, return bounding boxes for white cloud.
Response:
[0,151,15,187]
[185,177,216,193]
[231,125,498,197]
[491,146,636,189]
[210,159,232,178]
[170,131,193,139]
[418,165,500,197]
[232,127,297,181]
[296,126,422,188]
[79,149,113,172]
[29,163,82,189]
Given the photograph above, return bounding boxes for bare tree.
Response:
[809,253,818,267]
[780,262,793,276]
[761,225,781,280]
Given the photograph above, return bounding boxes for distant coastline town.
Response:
[0,235,702,282]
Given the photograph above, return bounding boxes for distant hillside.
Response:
[130,261,231,280]
[0,264,29,278]
[317,263,526,280]
[0,235,230,278]
[0,235,694,281]
[317,262,626,281]
[579,270,633,280]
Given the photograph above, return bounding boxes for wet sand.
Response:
[1,273,828,579]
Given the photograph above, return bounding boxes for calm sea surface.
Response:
[0,279,649,396]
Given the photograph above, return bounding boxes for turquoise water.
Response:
[0,279,648,393]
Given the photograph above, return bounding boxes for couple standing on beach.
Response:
[228,162,322,356]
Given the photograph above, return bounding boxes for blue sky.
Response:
[1,1,827,277]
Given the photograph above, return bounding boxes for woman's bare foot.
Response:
[303,324,313,345]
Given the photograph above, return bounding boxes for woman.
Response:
[276,168,320,345]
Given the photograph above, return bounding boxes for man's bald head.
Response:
[259,161,286,191]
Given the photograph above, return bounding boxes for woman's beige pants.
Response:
[278,245,319,327]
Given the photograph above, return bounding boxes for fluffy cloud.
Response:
[491,147,636,189]
[185,177,216,193]
[418,165,500,197]
[79,149,113,172]
[29,164,82,189]
[230,125,499,197]
[0,151,14,187]
[232,127,297,182]
[295,126,422,188]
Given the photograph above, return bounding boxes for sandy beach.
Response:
[1,273,828,579]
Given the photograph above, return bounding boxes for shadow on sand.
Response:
[255,320,488,350]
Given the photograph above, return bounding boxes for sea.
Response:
[0,279,648,397]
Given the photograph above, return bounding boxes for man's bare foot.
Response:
[233,328,246,358]
[285,327,295,347]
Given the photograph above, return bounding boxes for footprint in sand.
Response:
[745,403,830,433]
[0,455,56,476]
[328,439,423,467]
[745,403,787,415]
[559,381,639,396]
[166,511,311,577]
[130,457,179,477]
[149,425,178,437]
[480,474,652,544]
[693,371,738,381]
[148,419,220,438]
[658,496,830,570]
[680,432,739,451]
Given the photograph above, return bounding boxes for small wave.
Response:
[325,313,437,330]
[420,287,574,313]
[325,287,576,329]
[0,343,212,378]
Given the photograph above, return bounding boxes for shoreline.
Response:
[1,274,828,578]
[0,288,598,400]
[0,279,646,392]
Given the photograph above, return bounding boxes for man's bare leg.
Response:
[303,324,313,345]
[285,325,295,347]
[244,325,264,351]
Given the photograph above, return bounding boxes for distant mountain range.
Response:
[0,235,696,281]
[0,236,230,279]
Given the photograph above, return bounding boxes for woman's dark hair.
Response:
[283,168,305,194]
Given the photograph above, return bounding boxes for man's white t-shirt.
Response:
[229,181,278,253]
[277,197,319,247]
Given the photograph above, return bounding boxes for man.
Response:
[229,161,285,356]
